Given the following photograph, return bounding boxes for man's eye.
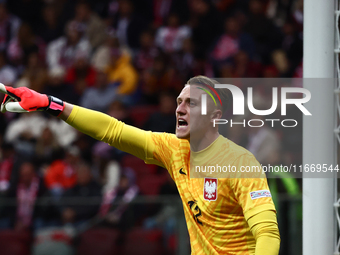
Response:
[190,102,196,106]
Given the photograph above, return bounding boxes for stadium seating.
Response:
[137,175,167,196]
[124,228,164,254]
[121,154,167,195]
[0,230,31,255]
[77,228,118,255]
[77,227,165,255]
[121,154,157,176]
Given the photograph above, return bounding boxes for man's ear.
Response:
[210,109,222,122]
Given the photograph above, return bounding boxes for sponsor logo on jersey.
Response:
[203,178,217,201]
[179,168,186,175]
[250,190,271,200]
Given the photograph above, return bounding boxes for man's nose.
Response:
[176,102,186,115]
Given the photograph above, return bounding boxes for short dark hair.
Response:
[186,75,230,114]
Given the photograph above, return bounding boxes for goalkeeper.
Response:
[0,76,280,255]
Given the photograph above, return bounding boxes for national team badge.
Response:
[203,178,217,201]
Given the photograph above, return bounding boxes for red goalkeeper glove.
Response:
[0,84,65,117]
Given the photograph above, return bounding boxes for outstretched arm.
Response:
[61,104,155,161]
[0,84,169,167]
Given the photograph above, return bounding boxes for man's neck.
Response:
[190,130,220,152]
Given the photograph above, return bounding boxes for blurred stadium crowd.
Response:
[0,0,303,254]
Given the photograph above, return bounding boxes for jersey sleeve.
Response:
[248,210,280,255]
[66,105,177,169]
[230,153,276,220]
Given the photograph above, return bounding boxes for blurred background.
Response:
[0,0,303,254]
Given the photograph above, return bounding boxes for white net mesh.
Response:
[335,2,340,254]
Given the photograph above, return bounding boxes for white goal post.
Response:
[303,0,337,254]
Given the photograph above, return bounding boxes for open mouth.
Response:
[178,119,188,128]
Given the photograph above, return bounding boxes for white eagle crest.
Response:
[205,180,217,199]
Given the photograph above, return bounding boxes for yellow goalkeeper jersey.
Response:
[146,133,275,255]
[66,106,277,255]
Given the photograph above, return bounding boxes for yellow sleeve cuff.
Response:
[247,210,280,255]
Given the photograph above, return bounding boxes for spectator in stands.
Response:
[151,0,189,28]
[74,1,107,50]
[140,55,180,104]
[106,48,138,96]
[244,0,282,63]
[0,50,17,86]
[212,0,236,12]
[211,16,255,69]
[0,142,14,193]
[218,63,233,78]
[0,92,4,137]
[4,112,46,157]
[103,168,137,218]
[6,161,46,230]
[92,29,118,71]
[0,126,3,142]
[293,60,302,78]
[7,23,45,68]
[99,169,138,247]
[271,49,291,77]
[72,130,97,165]
[46,20,91,70]
[61,162,102,225]
[188,0,223,57]
[229,51,263,78]
[91,29,133,73]
[15,51,47,92]
[44,146,80,198]
[80,69,117,112]
[0,2,21,52]
[65,51,96,95]
[172,37,194,81]
[49,120,77,150]
[35,126,63,167]
[190,55,214,78]
[107,0,147,50]
[0,142,14,228]
[134,30,159,72]
[291,0,303,33]
[281,20,303,71]
[4,110,77,156]
[143,90,176,133]
[43,66,79,105]
[155,13,191,54]
[92,141,120,191]
[144,173,178,250]
[6,0,42,30]
[262,65,279,78]
[265,0,294,26]
[37,4,64,44]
